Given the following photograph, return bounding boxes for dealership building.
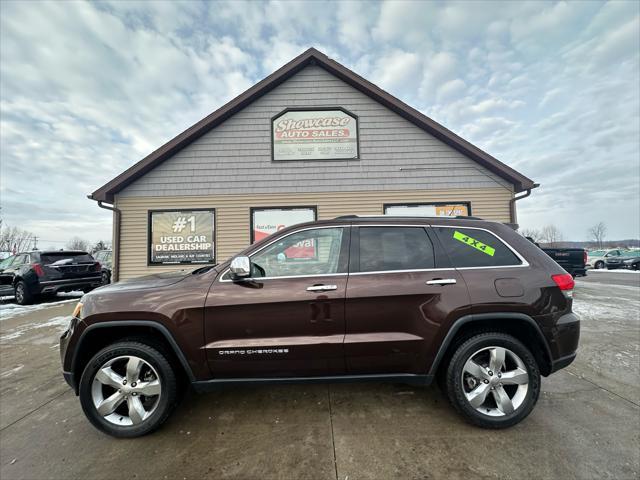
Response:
[90,48,537,281]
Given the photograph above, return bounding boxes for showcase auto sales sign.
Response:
[272,109,358,161]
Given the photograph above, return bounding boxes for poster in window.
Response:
[272,109,358,161]
[384,203,470,217]
[149,210,215,264]
[252,208,316,258]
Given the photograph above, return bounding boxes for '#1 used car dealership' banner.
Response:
[272,109,358,161]
[149,210,215,264]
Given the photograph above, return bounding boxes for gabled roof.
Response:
[91,48,536,203]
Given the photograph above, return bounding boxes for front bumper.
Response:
[59,317,79,394]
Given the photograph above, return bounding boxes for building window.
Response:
[148,209,215,265]
[250,207,317,244]
[383,202,471,217]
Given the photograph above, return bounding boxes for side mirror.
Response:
[229,256,251,279]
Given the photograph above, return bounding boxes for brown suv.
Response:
[60,216,580,437]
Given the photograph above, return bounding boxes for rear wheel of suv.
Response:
[79,341,178,438]
[14,281,33,305]
[445,332,540,429]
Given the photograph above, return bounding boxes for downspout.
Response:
[509,183,539,228]
[91,197,121,282]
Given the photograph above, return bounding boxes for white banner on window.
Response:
[252,208,316,258]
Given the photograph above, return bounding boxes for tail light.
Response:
[32,263,45,277]
[552,273,575,297]
[93,262,101,272]
[583,250,588,265]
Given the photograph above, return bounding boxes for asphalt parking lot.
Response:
[0,272,638,480]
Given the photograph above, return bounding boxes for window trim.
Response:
[219,225,349,282]
[431,225,529,269]
[383,201,472,217]
[249,206,318,244]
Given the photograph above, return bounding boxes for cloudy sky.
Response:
[1,0,639,249]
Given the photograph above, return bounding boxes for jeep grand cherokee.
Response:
[60,216,580,437]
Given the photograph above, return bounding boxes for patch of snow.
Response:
[0,364,24,378]
[587,269,640,274]
[0,297,80,320]
[0,315,71,342]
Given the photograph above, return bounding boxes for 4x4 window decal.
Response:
[453,230,496,257]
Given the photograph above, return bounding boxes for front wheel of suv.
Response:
[79,341,178,438]
[14,280,33,305]
[445,332,540,429]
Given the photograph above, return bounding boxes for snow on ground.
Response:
[0,315,71,342]
[0,291,83,319]
[0,298,80,320]
[587,269,640,274]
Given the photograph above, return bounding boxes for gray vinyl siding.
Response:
[119,65,513,197]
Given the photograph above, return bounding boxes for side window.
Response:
[359,227,434,272]
[12,255,28,266]
[434,227,522,268]
[250,228,345,278]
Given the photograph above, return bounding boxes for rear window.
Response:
[359,227,435,272]
[434,227,522,268]
[40,252,94,265]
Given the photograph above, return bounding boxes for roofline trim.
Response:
[90,47,535,202]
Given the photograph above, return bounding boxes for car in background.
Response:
[587,249,629,269]
[606,254,640,270]
[541,247,587,277]
[93,250,112,284]
[0,251,102,304]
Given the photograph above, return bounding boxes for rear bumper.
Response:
[38,277,102,294]
[547,311,580,374]
[550,352,577,373]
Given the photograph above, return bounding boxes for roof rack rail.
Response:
[334,214,484,220]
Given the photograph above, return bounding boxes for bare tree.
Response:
[91,240,110,253]
[540,224,562,247]
[0,225,34,253]
[67,237,90,252]
[520,228,542,243]
[588,222,607,249]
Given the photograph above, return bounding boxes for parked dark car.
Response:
[540,248,587,277]
[606,254,640,270]
[93,250,113,284]
[0,251,102,304]
[60,216,580,437]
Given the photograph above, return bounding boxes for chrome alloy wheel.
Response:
[91,355,162,426]
[461,346,529,417]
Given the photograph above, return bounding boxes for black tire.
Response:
[445,332,540,429]
[595,261,605,270]
[101,271,110,285]
[14,281,33,305]
[79,341,178,438]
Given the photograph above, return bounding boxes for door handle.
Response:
[426,279,457,285]
[306,285,338,292]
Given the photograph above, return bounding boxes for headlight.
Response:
[72,301,83,319]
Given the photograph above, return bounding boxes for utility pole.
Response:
[33,236,38,250]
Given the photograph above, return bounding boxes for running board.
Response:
[192,373,433,392]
